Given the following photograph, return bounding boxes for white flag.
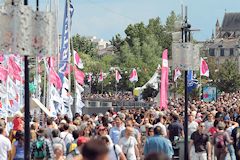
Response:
[174,68,182,82]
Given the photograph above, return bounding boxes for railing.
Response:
[82,98,154,114]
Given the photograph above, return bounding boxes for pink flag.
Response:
[0,54,4,63]
[129,68,138,82]
[50,68,62,89]
[115,70,122,83]
[48,56,55,68]
[64,64,73,76]
[88,73,92,83]
[98,71,103,82]
[74,66,85,85]
[200,58,209,77]
[174,67,181,82]
[160,49,169,110]
[0,65,8,82]
[8,56,21,81]
[74,50,84,69]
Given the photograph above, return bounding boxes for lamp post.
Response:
[182,6,191,160]
[23,0,30,159]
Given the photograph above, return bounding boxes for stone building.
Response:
[204,12,240,71]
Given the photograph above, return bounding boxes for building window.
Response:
[230,48,234,56]
[209,48,215,56]
[220,48,224,56]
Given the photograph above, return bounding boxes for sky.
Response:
[20,0,240,41]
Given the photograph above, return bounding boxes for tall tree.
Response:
[215,60,240,92]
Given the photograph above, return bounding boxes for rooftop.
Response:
[222,12,240,32]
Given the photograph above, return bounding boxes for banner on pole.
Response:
[0,4,57,56]
[172,42,200,71]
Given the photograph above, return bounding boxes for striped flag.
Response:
[50,68,62,89]
[115,70,122,83]
[8,56,21,81]
[74,66,85,85]
[129,68,138,82]
[88,73,92,83]
[200,58,209,77]
[174,67,181,82]
[98,71,103,82]
[74,50,84,69]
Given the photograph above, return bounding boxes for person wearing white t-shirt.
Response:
[153,114,167,137]
[0,126,11,160]
[204,113,214,133]
[188,114,198,137]
[188,114,198,158]
[60,123,74,146]
[101,136,126,160]
[119,127,140,160]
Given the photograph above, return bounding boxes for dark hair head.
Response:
[82,139,109,160]
[154,126,162,135]
[0,126,4,134]
[47,118,53,126]
[15,130,24,141]
[31,124,36,130]
[72,130,80,140]
[64,115,71,123]
[63,123,69,131]
[214,120,219,127]
[101,136,110,143]
[171,113,179,121]
[52,129,60,138]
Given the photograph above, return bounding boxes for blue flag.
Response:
[187,70,198,93]
[58,0,74,83]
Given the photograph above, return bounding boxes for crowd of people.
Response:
[1,91,240,159]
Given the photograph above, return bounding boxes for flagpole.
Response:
[101,81,103,94]
[199,74,202,100]
[89,80,92,94]
[115,81,118,94]
[67,0,72,114]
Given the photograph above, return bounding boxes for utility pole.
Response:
[24,0,30,159]
[182,6,191,160]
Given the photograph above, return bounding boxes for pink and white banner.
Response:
[160,49,169,110]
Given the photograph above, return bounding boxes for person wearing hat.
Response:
[12,111,24,132]
[212,122,232,160]
[31,128,54,160]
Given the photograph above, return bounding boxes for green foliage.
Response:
[215,60,240,92]
[72,34,97,57]
[72,11,180,93]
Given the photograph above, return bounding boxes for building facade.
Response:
[204,12,240,71]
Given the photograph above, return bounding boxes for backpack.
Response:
[215,133,226,148]
[33,139,47,159]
